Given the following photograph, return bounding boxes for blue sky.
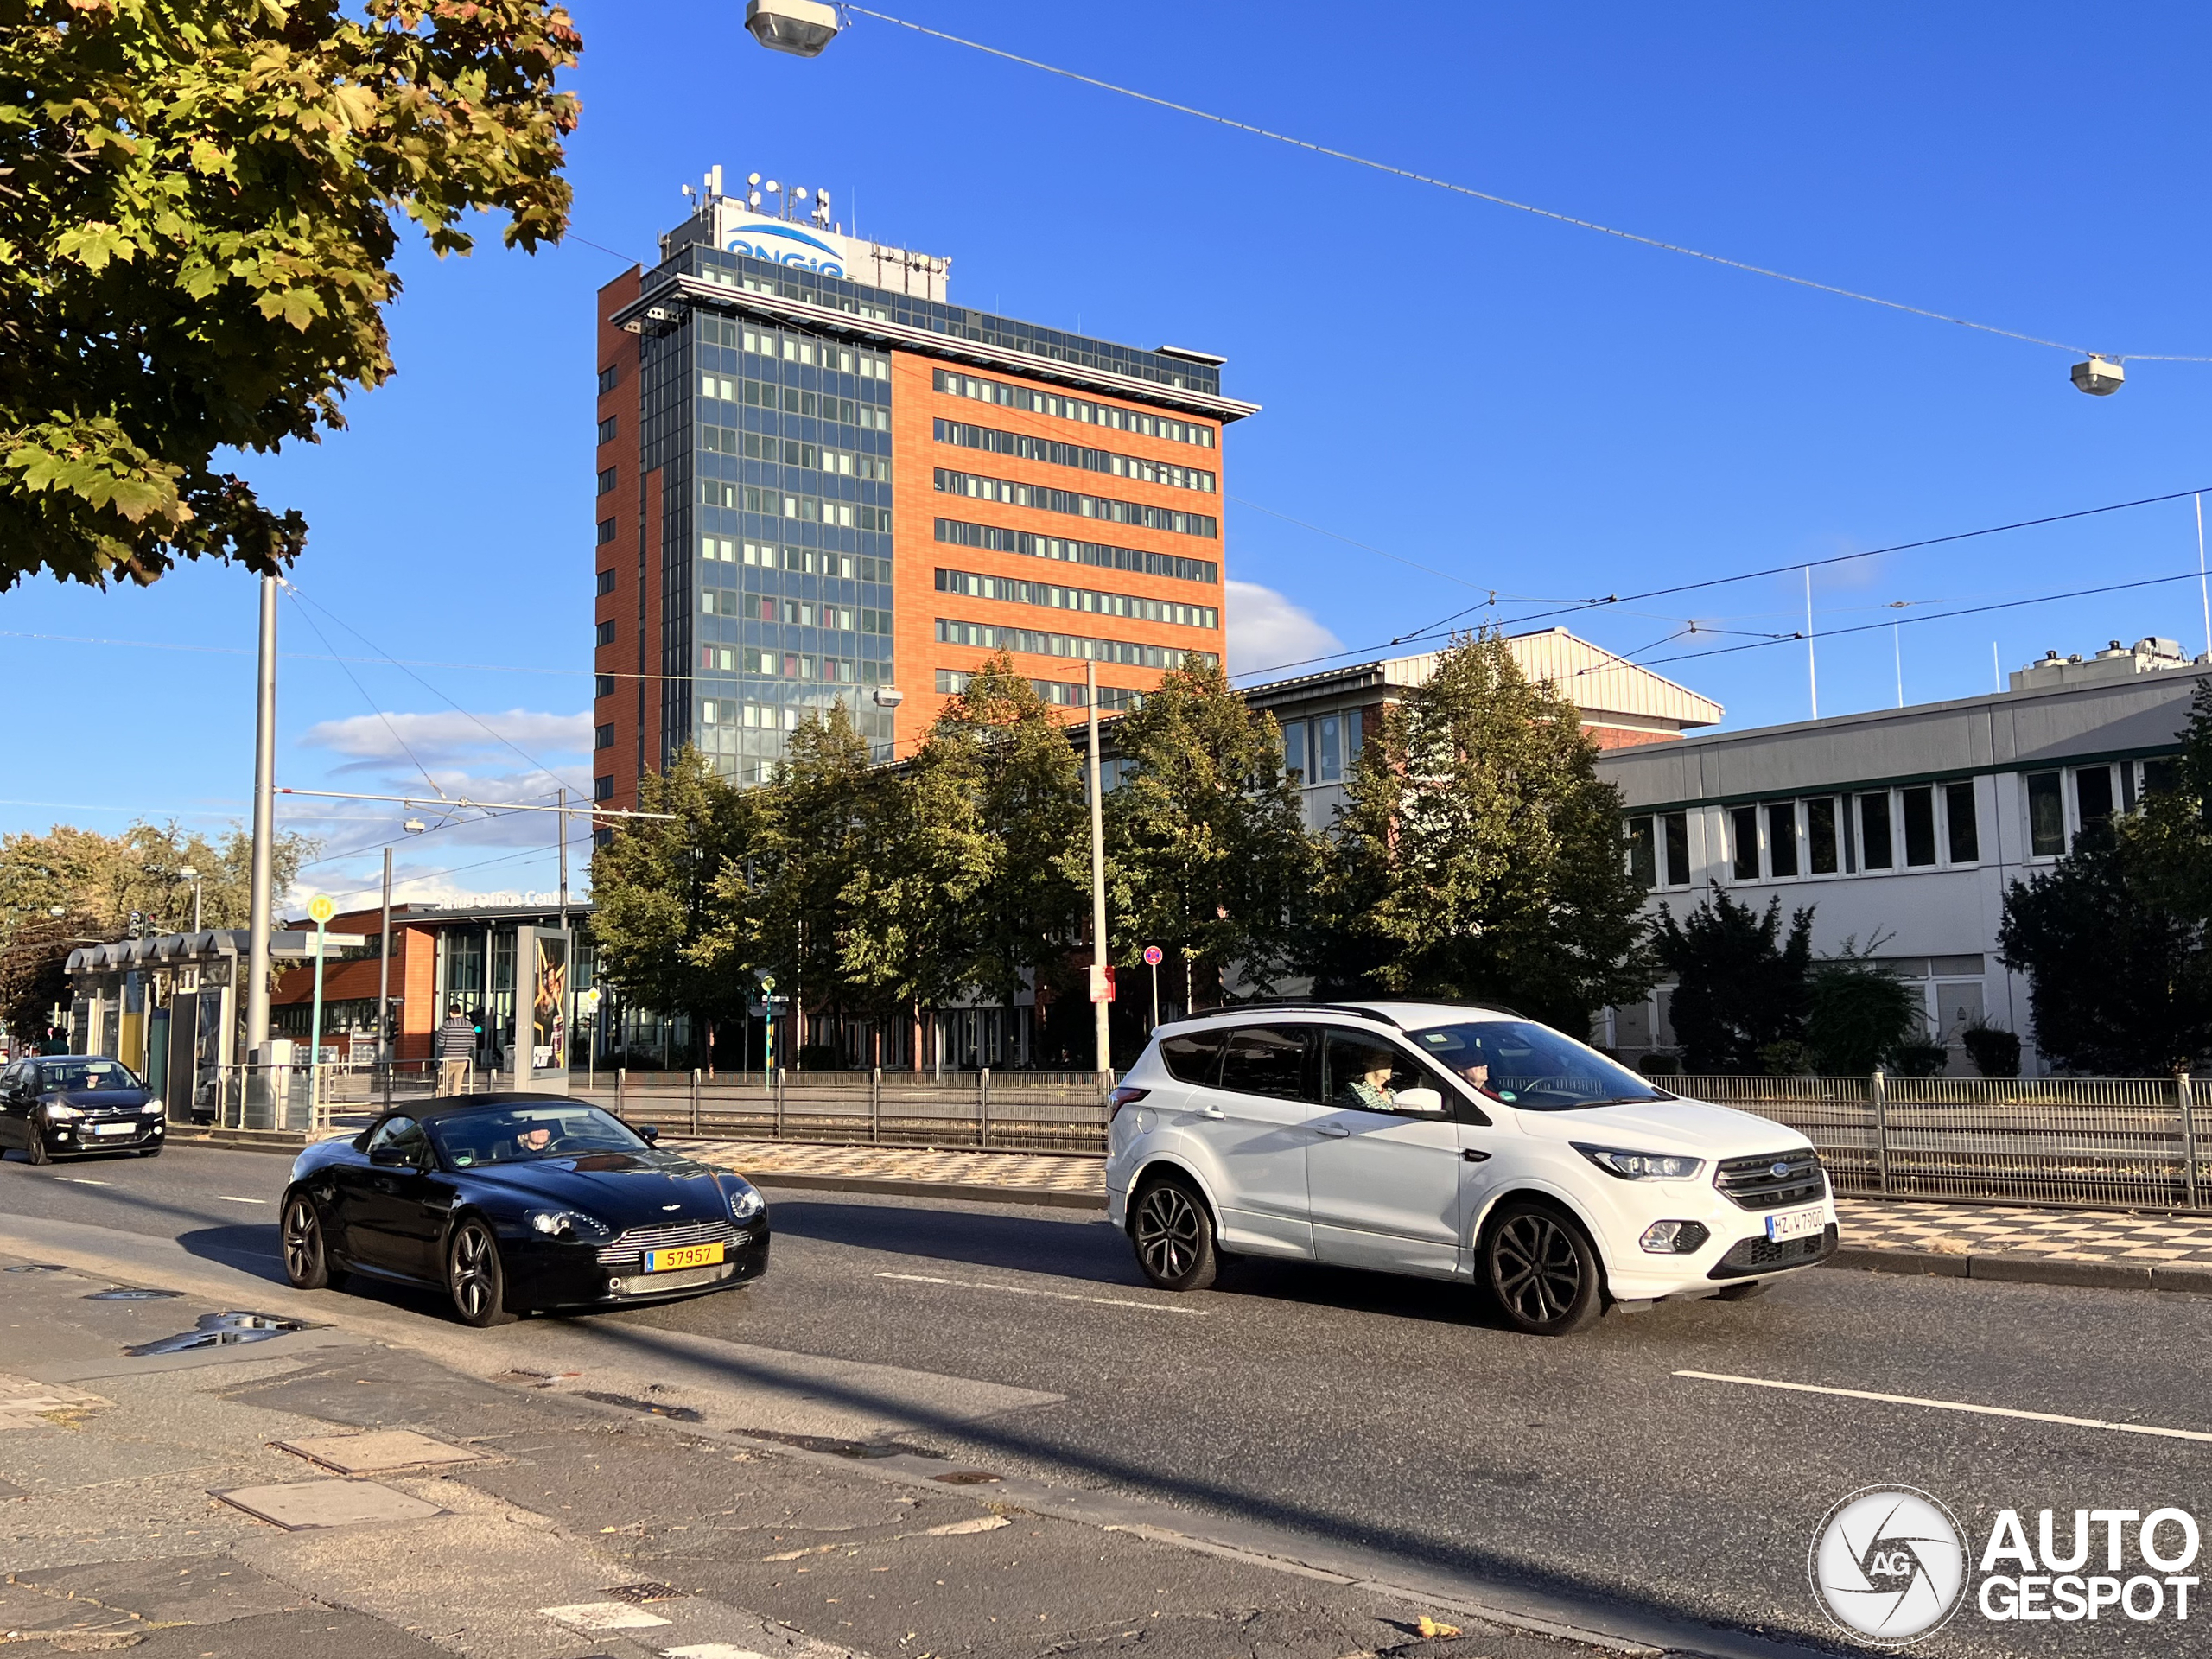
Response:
[8,2,2212,910]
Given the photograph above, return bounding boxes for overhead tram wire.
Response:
[280,586,447,804]
[842,6,2212,367]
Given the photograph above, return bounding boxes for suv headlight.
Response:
[528,1209,612,1240]
[1574,1143,1705,1181]
[727,1179,766,1223]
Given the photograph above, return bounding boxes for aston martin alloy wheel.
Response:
[447,1217,517,1327]
[280,1192,344,1291]
[1129,1176,1217,1292]
[1484,1200,1602,1336]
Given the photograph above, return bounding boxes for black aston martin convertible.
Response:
[279,1095,770,1325]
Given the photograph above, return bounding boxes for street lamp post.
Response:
[245,574,278,1061]
[1085,662,1111,1081]
[179,867,202,933]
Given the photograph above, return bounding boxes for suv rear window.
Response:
[1157,1030,1225,1085]
[1217,1027,1310,1101]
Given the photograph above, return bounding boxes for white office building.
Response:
[1597,635,2211,1076]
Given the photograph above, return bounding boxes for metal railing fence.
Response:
[570,1067,1112,1154]
[1677,1071,2203,1211]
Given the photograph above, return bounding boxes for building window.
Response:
[594,674,615,699]
[933,468,1217,540]
[1626,817,1657,887]
[594,620,616,647]
[931,367,1215,448]
[1806,797,1839,874]
[1764,801,1799,878]
[597,364,618,394]
[934,617,1217,671]
[936,518,1217,586]
[1730,805,1759,880]
[934,417,1217,493]
[1281,720,1306,782]
[1944,781,1979,863]
[1661,810,1690,887]
[932,567,1217,632]
[1857,793,1894,870]
[594,775,614,802]
[1313,711,1361,784]
[2075,766,2114,838]
[594,568,615,597]
[2026,771,2064,856]
[594,723,614,750]
[596,467,618,496]
[596,518,616,546]
[1900,785,1938,868]
[596,415,616,445]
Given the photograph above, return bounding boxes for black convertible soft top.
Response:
[372,1092,606,1123]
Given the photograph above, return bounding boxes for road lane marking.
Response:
[873,1270,1209,1316]
[1676,1370,2212,1444]
[54,1177,109,1185]
[215,1196,268,1205]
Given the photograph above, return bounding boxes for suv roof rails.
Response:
[1183,1000,1403,1028]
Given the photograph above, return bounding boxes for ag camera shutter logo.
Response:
[1809,1486,1968,1644]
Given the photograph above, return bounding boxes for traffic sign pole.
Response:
[1143,944,1163,1030]
[306,894,334,1125]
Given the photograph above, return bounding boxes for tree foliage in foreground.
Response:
[1319,633,1656,1034]
[0,0,580,589]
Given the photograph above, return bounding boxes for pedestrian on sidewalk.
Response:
[435,1004,477,1096]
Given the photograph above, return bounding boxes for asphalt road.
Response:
[5,1141,2209,1658]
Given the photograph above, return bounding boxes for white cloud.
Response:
[1226,580,1342,678]
[301,709,592,768]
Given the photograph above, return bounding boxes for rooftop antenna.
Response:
[709,163,724,198]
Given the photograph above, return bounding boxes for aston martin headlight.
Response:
[1573,1144,1705,1181]
[528,1209,611,1240]
[727,1179,766,1223]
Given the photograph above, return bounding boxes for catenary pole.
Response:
[1804,565,1819,720]
[245,575,278,1057]
[377,847,392,1068]
[1086,661,1111,1079]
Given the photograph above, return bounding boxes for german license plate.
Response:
[1765,1205,1826,1243]
[643,1242,725,1273]
[92,1122,135,1137]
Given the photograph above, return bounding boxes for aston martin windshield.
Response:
[429,1104,647,1167]
[1409,1020,1671,1111]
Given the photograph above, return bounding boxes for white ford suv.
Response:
[1105,1001,1836,1335]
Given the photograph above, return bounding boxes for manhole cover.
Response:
[931,1470,1003,1484]
[85,1287,181,1301]
[213,1479,443,1530]
[275,1429,489,1476]
[125,1312,319,1356]
[602,1582,683,1604]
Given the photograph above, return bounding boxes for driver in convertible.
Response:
[514,1122,561,1155]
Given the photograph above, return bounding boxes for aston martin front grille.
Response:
[594,1218,738,1265]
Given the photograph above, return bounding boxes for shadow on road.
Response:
[176,1224,288,1284]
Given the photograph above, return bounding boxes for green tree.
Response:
[0,817,313,1039]
[1653,884,1812,1073]
[749,704,875,1047]
[1804,941,1920,1075]
[2121,679,2212,920]
[589,747,760,1067]
[1997,821,2212,1074]
[1103,655,1315,1007]
[0,0,580,589]
[1320,633,1656,1033]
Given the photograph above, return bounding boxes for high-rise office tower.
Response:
[591,169,1256,815]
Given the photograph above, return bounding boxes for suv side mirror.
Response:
[1395,1086,1446,1116]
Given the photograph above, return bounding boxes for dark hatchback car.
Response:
[0,1056,165,1163]
[280,1095,770,1326]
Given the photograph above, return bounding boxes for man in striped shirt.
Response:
[435,1005,478,1096]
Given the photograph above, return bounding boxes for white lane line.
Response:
[54,1177,109,1185]
[874,1270,1209,1316]
[215,1196,268,1205]
[1677,1370,2212,1444]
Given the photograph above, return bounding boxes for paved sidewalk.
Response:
[677,1138,2212,1294]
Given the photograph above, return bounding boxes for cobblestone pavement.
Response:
[676,1138,2212,1273]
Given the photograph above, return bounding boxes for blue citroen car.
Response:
[279,1095,769,1325]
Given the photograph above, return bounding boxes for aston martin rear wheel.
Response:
[281,1192,345,1291]
[448,1217,517,1327]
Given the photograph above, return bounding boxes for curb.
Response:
[1824,1246,2212,1295]
[746,1170,1108,1211]
[165,1128,316,1156]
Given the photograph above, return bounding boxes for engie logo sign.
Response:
[722,217,847,278]
[1810,1487,2202,1645]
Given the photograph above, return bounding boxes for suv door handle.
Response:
[1462,1147,1491,1163]
[1197,1105,1225,1120]
[1317,1122,1351,1137]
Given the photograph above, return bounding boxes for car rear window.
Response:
[1217,1027,1311,1101]
[1156,1030,1224,1085]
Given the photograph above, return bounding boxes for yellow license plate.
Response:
[643,1242,725,1273]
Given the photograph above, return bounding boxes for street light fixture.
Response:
[2071,355,2125,396]
[179,866,202,932]
[746,0,842,56]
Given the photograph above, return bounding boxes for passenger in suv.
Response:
[1105,1001,1835,1335]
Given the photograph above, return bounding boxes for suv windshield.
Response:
[1408,1020,1670,1112]
[36,1059,138,1092]
[428,1104,646,1167]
